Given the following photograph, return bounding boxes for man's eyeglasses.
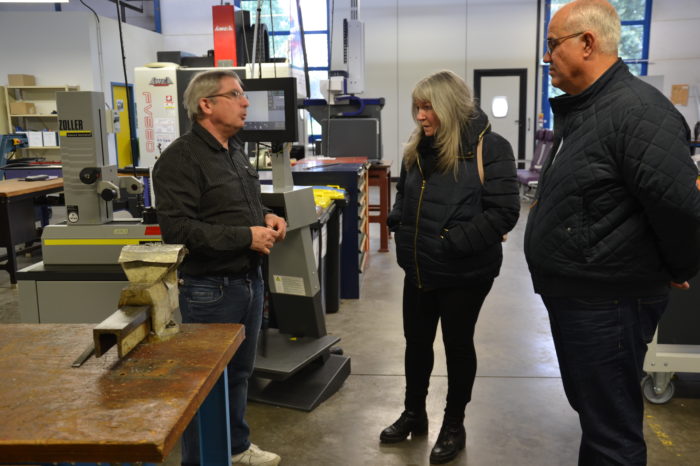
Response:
[206,90,247,100]
[546,31,583,55]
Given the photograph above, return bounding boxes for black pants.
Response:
[403,277,494,421]
[542,295,668,466]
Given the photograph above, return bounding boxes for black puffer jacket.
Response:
[524,60,700,297]
[388,108,520,289]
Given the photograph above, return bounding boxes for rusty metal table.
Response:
[0,323,244,464]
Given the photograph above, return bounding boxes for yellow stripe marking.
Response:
[646,414,675,448]
[44,239,145,246]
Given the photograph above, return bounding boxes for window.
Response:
[240,0,329,98]
[492,96,509,118]
[541,0,653,128]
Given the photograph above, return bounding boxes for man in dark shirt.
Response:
[153,69,285,466]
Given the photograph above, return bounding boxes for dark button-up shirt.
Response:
[153,122,269,277]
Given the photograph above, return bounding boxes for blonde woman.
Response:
[381,70,519,464]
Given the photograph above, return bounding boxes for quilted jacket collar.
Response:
[463,106,491,149]
[549,58,628,114]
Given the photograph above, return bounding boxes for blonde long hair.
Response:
[404,70,475,174]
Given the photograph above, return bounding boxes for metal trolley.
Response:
[642,277,700,404]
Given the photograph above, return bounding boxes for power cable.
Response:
[324,0,336,156]
[252,0,263,78]
[79,0,99,22]
[268,0,277,77]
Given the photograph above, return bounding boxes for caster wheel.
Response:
[642,375,675,404]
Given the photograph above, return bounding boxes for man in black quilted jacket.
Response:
[524,0,700,464]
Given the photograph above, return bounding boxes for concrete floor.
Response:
[2,200,700,465]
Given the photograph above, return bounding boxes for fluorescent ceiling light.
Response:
[0,0,70,3]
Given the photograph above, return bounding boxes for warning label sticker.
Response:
[272,275,306,296]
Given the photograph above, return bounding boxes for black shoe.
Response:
[429,421,465,464]
[379,410,428,443]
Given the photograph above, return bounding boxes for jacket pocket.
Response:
[182,282,224,306]
[442,187,480,225]
[580,197,594,262]
[394,225,412,270]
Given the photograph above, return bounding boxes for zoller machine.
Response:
[18,91,162,323]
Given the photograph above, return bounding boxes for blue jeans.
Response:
[542,295,669,466]
[178,269,264,464]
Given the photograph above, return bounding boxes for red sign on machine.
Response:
[212,4,237,67]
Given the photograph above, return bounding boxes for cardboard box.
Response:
[9,101,36,115]
[8,74,36,86]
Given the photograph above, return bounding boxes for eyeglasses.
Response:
[546,31,584,55]
[206,89,247,100]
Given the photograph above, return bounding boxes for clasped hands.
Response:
[250,213,287,254]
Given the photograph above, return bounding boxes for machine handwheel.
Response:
[642,374,675,404]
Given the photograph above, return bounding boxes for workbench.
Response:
[0,323,244,464]
[0,177,63,284]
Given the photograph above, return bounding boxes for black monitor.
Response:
[240,77,298,144]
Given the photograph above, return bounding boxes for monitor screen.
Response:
[240,77,298,143]
[245,89,286,131]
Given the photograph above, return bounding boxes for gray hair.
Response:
[567,0,621,55]
[183,69,242,121]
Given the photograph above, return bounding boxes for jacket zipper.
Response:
[414,157,426,288]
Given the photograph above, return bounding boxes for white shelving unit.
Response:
[3,85,79,161]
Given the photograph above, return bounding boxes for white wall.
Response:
[468,2,538,166]
[98,15,165,90]
[0,11,164,163]
[363,0,399,170]
[160,0,222,56]
[648,0,700,131]
[0,13,96,90]
[0,1,156,31]
[0,11,163,92]
[364,0,538,170]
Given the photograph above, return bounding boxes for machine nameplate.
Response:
[113,228,129,235]
[59,130,93,138]
[59,119,85,130]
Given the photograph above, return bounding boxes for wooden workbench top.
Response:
[0,177,63,197]
[0,323,244,463]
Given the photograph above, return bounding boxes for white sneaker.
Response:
[231,443,281,466]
